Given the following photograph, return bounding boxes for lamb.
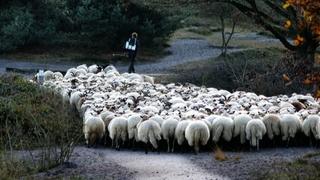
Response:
[174,120,192,146]
[185,120,210,154]
[280,114,302,146]
[245,119,266,150]
[233,114,252,144]
[262,114,281,140]
[83,115,106,147]
[302,115,320,146]
[137,119,162,154]
[161,118,179,152]
[211,116,234,143]
[108,117,128,150]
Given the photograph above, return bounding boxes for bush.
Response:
[0,0,180,52]
[0,74,81,178]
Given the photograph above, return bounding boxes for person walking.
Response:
[125,32,139,73]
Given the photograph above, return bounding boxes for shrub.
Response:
[0,74,82,178]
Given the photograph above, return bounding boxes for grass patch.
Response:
[0,74,82,178]
[255,158,320,180]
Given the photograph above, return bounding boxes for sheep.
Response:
[149,115,164,127]
[142,75,155,84]
[161,118,179,152]
[137,119,162,154]
[83,115,106,147]
[302,115,320,146]
[69,91,84,111]
[174,120,192,146]
[262,114,281,140]
[127,114,143,147]
[108,117,128,150]
[211,116,234,143]
[53,72,63,80]
[44,70,54,81]
[185,120,210,154]
[233,114,252,144]
[88,65,100,73]
[245,119,266,151]
[280,114,302,147]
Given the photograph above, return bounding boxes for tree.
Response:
[212,0,320,97]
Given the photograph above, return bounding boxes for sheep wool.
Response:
[302,115,320,138]
[185,120,210,154]
[175,120,192,145]
[83,116,105,147]
[137,119,162,150]
[233,114,252,144]
[161,118,179,152]
[262,114,281,140]
[280,114,302,141]
[211,116,234,143]
[108,117,128,150]
[245,119,266,150]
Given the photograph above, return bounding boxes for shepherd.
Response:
[125,32,139,73]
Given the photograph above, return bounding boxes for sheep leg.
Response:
[310,137,313,148]
[145,143,149,154]
[111,139,115,148]
[167,139,170,153]
[116,138,120,151]
[172,138,175,153]
[257,139,259,151]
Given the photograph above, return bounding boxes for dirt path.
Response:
[34,146,318,180]
[0,38,241,76]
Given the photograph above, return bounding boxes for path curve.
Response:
[0,39,240,76]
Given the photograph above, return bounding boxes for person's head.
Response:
[132,32,138,38]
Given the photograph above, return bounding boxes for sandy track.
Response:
[34,146,318,180]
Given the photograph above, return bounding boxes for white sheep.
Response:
[262,114,281,140]
[44,70,54,81]
[233,114,252,144]
[302,115,320,146]
[108,117,128,150]
[280,114,302,146]
[245,119,266,150]
[211,116,234,143]
[142,75,155,84]
[174,120,192,146]
[137,119,162,154]
[161,118,179,152]
[127,114,143,145]
[83,115,105,147]
[185,120,210,154]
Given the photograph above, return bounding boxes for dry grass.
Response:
[214,147,227,161]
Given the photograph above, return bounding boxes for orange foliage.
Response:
[283,0,320,41]
[283,0,320,98]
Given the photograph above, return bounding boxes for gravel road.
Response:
[34,146,318,180]
[0,39,240,76]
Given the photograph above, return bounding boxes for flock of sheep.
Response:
[35,64,320,154]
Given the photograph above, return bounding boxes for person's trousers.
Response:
[128,51,136,73]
